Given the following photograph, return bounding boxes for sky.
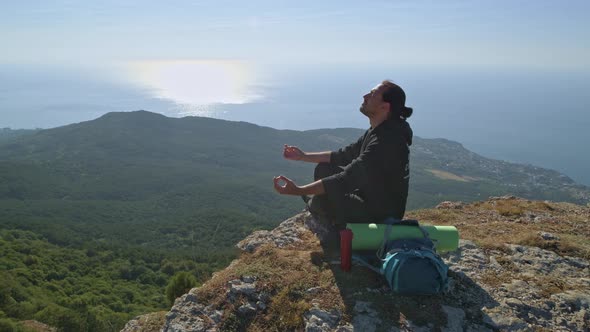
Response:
[1,0,589,69]
[1,1,590,185]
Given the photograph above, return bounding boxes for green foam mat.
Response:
[346,223,459,252]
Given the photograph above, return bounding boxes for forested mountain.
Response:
[0,128,39,142]
[0,111,587,330]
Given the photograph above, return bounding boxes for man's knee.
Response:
[314,163,339,181]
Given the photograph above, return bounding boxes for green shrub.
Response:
[0,318,17,332]
[34,303,85,331]
[165,272,197,305]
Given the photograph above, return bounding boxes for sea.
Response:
[1,63,589,186]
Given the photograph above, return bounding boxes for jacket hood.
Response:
[401,119,413,146]
[382,117,412,146]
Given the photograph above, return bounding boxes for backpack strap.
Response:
[418,250,450,291]
[377,218,433,259]
[351,254,382,274]
[383,218,431,239]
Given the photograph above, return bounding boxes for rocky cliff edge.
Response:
[123,196,590,332]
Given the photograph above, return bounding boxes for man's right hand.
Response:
[283,144,305,161]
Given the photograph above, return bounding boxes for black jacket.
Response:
[321,117,413,219]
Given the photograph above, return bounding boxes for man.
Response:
[273,80,413,224]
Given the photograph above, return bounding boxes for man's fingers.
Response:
[273,175,293,195]
[273,177,284,193]
[277,175,290,182]
[273,175,289,185]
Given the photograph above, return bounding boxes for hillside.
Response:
[0,111,589,330]
[0,128,39,142]
[1,110,586,263]
[1,111,588,208]
[123,196,590,332]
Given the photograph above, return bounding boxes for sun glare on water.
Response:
[129,60,261,116]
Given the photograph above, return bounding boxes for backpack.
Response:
[352,218,449,295]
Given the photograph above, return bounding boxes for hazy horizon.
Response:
[1,63,590,188]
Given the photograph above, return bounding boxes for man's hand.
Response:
[273,176,325,196]
[283,144,305,161]
[273,175,301,195]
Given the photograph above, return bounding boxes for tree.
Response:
[165,272,197,306]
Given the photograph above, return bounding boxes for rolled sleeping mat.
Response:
[346,223,459,252]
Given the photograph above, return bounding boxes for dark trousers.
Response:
[311,163,374,224]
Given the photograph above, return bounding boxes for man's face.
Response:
[359,84,388,118]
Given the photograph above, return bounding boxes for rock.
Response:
[229,280,256,297]
[304,213,335,242]
[551,291,590,311]
[503,297,524,307]
[442,237,590,331]
[353,301,378,317]
[335,324,354,332]
[19,321,57,332]
[256,300,266,310]
[183,293,198,303]
[443,240,489,277]
[306,286,323,295]
[257,291,271,303]
[352,314,382,332]
[242,275,256,283]
[305,315,333,332]
[436,201,464,209]
[162,316,208,332]
[488,256,502,270]
[303,304,341,331]
[490,195,519,200]
[484,310,529,331]
[404,320,431,332]
[208,309,223,323]
[507,244,589,276]
[539,231,560,241]
[238,302,257,316]
[237,213,308,252]
[161,291,224,331]
[441,305,465,332]
[465,324,493,332]
[350,301,381,332]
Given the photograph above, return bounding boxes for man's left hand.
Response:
[273,175,300,195]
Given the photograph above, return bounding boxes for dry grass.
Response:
[266,285,312,331]
[517,234,589,259]
[194,237,345,332]
[537,276,574,298]
[494,255,517,270]
[408,197,590,260]
[480,269,584,307]
[127,312,167,332]
[480,199,525,216]
[477,239,512,254]
[531,201,555,211]
[479,271,514,287]
[19,321,56,332]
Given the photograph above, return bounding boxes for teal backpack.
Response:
[352,218,449,295]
